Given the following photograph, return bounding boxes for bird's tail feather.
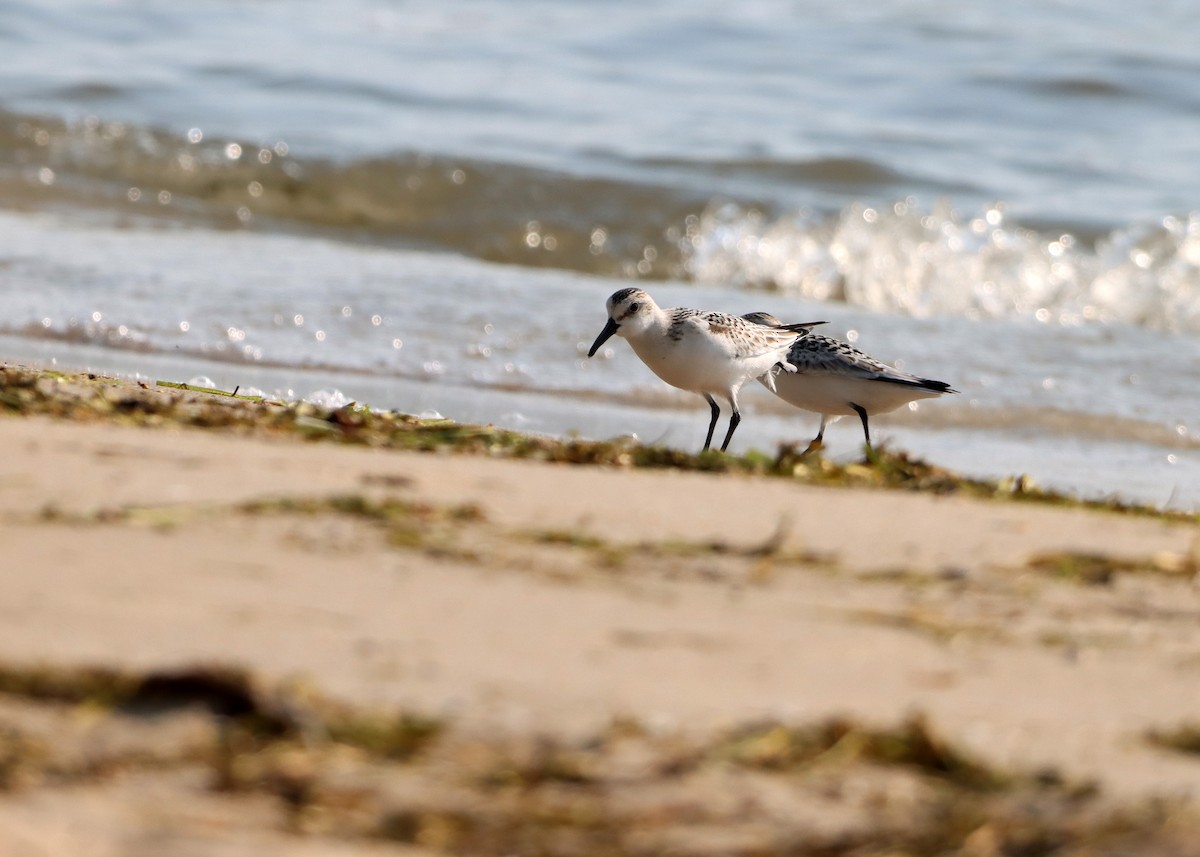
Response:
[876,375,957,394]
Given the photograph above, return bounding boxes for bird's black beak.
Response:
[587,317,620,357]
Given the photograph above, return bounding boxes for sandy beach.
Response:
[1,365,1199,855]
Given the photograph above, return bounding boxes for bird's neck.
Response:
[624,306,670,342]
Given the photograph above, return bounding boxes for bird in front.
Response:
[587,289,824,452]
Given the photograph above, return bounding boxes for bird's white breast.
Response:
[625,317,782,395]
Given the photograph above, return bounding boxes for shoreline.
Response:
[2,363,1199,854]
[2,363,1193,522]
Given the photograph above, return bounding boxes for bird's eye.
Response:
[629,302,641,313]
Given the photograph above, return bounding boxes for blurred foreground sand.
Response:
[0,374,1198,855]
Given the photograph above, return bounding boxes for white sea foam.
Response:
[681,200,1200,333]
[305,388,352,409]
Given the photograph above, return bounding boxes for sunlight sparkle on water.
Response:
[305,388,350,408]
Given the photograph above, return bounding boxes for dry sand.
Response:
[0,370,1198,855]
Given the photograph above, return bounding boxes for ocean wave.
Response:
[631,153,974,195]
[0,109,702,279]
[680,199,1200,333]
[3,109,1198,333]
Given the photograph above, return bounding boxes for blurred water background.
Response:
[1,0,1197,508]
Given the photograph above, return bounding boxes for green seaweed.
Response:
[2,364,1196,523]
[155,379,268,403]
[1025,550,1197,586]
[1147,723,1200,756]
[326,712,445,761]
[714,714,1007,790]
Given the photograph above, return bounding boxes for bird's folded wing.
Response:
[786,338,912,381]
[698,314,806,362]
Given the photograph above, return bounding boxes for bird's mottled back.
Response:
[666,308,808,359]
[788,334,893,373]
[784,333,954,392]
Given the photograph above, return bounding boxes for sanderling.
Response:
[588,289,824,452]
[743,312,957,453]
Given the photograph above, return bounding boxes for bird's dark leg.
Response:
[719,407,741,452]
[803,415,827,455]
[702,394,720,452]
[850,403,872,453]
[717,391,743,452]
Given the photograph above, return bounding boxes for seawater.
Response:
[0,0,1197,509]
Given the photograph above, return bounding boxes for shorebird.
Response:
[743,311,956,453]
[587,289,824,452]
